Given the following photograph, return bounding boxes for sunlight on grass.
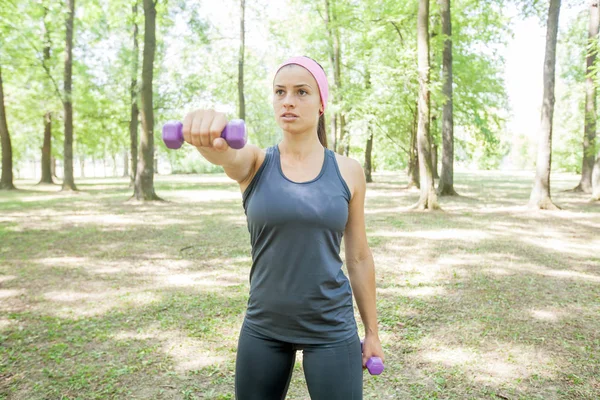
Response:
[112,328,228,373]
[0,275,16,283]
[40,289,160,318]
[378,285,446,298]
[530,309,562,322]
[372,228,493,241]
[521,235,600,258]
[0,288,24,299]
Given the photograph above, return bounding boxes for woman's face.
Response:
[273,65,322,134]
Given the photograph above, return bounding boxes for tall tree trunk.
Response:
[529,0,561,210]
[80,156,85,178]
[437,0,458,196]
[0,65,15,190]
[432,143,439,179]
[332,113,338,151]
[51,156,57,178]
[40,8,54,185]
[62,0,77,191]
[341,113,348,156]
[407,104,420,188]
[363,66,373,182]
[129,1,139,186]
[134,0,160,200]
[324,0,344,153]
[573,0,599,193]
[40,112,54,184]
[364,129,373,183]
[238,0,246,120]
[412,0,439,210]
[123,151,129,177]
[592,153,600,200]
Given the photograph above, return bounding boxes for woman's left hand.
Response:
[361,333,384,368]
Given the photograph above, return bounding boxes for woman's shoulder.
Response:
[238,145,271,194]
[332,151,365,201]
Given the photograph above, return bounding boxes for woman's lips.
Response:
[281,113,299,122]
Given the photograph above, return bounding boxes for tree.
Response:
[437,0,458,196]
[572,0,598,193]
[62,0,77,191]
[133,0,160,201]
[529,0,561,210]
[364,68,373,182]
[408,104,420,188]
[0,64,15,190]
[239,0,246,120]
[39,5,55,185]
[413,0,440,210]
[592,153,600,200]
[129,1,140,186]
[324,0,346,153]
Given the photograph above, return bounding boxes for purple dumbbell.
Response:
[361,340,384,375]
[162,119,247,150]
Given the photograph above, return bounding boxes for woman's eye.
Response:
[298,89,307,95]
[275,89,284,95]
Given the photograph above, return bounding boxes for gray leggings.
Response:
[235,321,363,399]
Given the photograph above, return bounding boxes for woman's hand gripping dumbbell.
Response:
[162,109,247,150]
[361,339,385,375]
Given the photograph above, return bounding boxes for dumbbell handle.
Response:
[361,340,384,375]
[162,119,247,150]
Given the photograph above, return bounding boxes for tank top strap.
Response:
[242,146,276,209]
[325,148,352,202]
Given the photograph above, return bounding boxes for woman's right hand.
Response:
[182,109,230,153]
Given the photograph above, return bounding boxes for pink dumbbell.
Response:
[361,340,384,375]
[162,119,247,150]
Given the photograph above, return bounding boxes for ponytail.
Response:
[317,113,328,148]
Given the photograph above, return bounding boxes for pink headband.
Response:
[275,56,329,115]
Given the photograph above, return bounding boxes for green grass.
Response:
[0,171,599,399]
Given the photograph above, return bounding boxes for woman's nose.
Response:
[282,93,295,108]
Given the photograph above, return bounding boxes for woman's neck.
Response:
[279,130,323,161]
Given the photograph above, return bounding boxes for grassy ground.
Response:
[0,170,598,400]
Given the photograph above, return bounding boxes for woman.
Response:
[182,56,384,399]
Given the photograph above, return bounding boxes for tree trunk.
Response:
[365,129,373,183]
[123,151,129,177]
[437,0,458,196]
[432,143,439,179]
[364,65,373,183]
[238,0,246,120]
[39,112,54,184]
[134,0,160,200]
[573,0,599,193]
[332,113,338,151]
[62,0,77,191]
[129,1,139,186]
[40,9,54,185]
[51,156,57,179]
[111,154,117,177]
[592,153,600,200]
[0,64,15,190]
[529,0,561,210]
[341,114,349,156]
[325,0,344,153]
[407,104,420,188]
[412,0,439,210]
[80,156,85,178]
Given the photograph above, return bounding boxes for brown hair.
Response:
[318,113,328,148]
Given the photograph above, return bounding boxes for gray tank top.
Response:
[242,144,358,344]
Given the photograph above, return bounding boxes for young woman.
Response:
[182,56,384,399]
